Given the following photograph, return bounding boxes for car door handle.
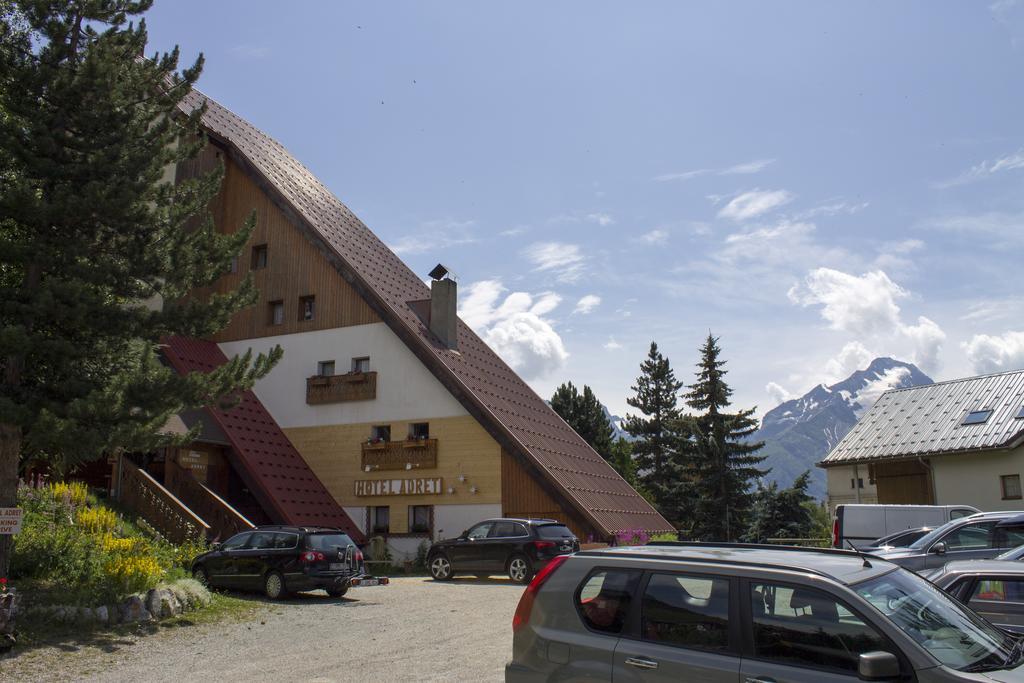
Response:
[624,657,658,670]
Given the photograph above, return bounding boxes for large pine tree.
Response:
[623,342,688,525]
[0,1,280,577]
[743,471,815,543]
[680,334,767,541]
[550,381,614,459]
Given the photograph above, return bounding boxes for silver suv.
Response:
[506,543,1024,682]
[870,511,1024,572]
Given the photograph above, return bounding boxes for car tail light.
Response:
[354,549,364,564]
[832,519,840,548]
[531,541,556,551]
[301,551,325,563]
[512,554,569,633]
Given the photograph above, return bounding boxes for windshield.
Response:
[854,569,1015,671]
[996,544,1024,561]
[908,518,964,551]
[306,533,354,551]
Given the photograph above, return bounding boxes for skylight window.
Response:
[1016,406,1024,420]
[962,409,993,426]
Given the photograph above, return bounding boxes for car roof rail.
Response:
[647,541,866,558]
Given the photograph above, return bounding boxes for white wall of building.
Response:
[932,449,1024,512]
[219,322,467,428]
[825,465,879,513]
[434,503,502,542]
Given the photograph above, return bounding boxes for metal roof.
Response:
[162,336,365,542]
[177,90,674,538]
[821,369,1024,466]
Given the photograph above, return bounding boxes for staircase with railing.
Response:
[164,464,254,541]
[117,458,210,544]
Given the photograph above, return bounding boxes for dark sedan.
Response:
[427,518,579,584]
[927,559,1024,635]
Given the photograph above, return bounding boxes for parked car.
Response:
[832,503,979,549]
[869,511,1024,572]
[505,541,1024,682]
[864,526,934,550]
[427,518,579,584]
[191,525,388,599]
[926,560,1024,635]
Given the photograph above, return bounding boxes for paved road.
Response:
[0,577,524,682]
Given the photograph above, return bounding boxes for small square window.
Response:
[1002,474,1022,501]
[371,506,390,534]
[409,423,429,440]
[409,505,432,533]
[963,409,993,426]
[268,300,284,326]
[352,357,370,373]
[371,425,391,442]
[251,244,268,270]
[299,295,315,322]
[317,360,335,377]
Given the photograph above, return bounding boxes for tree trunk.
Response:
[0,423,21,579]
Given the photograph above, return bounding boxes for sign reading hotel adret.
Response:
[0,508,23,535]
[354,478,443,497]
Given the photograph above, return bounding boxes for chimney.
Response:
[428,264,458,350]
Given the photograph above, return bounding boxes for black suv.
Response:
[427,518,579,584]
[190,525,387,599]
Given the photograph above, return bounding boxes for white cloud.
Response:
[962,331,1024,374]
[936,148,1024,187]
[604,337,623,350]
[637,229,669,245]
[717,189,794,222]
[573,295,601,315]
[824,341,875,382]
[654,159,774,182]
[765,381,795,406]
[500,226,527,237]
[872,238,925,276]
[925,211,1024,248]
[794,200,869,220]
[523,242,586,283]
[586,212,614,226]
[389,219,477,255]
[854,367,912,417]
[458,279,568,380]
[902,316,946,374]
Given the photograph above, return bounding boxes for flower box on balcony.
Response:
[306,371,377,404]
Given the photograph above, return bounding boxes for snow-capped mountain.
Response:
[602,404,633,442]
[755,357,933,499]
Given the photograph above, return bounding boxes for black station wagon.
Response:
[190,525,387,599]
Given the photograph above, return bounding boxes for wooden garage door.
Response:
[872,460,934,504]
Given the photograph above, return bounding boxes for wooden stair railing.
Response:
[117,458,210,544]
[165,466,254,542]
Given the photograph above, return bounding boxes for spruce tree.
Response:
[743,471,815,543]
[680,334,767,541]
[623,342,689,525]
[550,381,614,459]
[0,1,280,577]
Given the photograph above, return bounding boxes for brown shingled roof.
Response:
[179,90,673,538]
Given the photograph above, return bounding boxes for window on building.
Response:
[642,573,731,651]
[576,569,642,634]
[409,505,432,533]
[963,409,994,426]
[299,295,315,322]
[317,360,335,377]
[251,244,268,270]
[1002,474,1022,501]
[227,256,238,274]
[268,300,284,326]
[409,422,429,440]
[352,356,371,373]
[1016,406,1024,419]
[850,478,864,489]
[371,506,390,534]
[371,425,391,442]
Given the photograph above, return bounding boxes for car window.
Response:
[536,524,573,539]
[942,522,997,551]
[513,523,529,537]
[466,523,493,540]
[489,522,517,537]
[995,527,1024,549]
[576,569,641,634]
[969,578,1024,606]
[273,532,297,549]
[951,509,975,520]
[642,574,730,651]
[306,533,354,551]
[751,582,895,674]
[220,532,251,551]
[247,532,276,549]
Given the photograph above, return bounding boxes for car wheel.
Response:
[326,585,349,598]
[264,570,288,600]
[192,565,209,587]
[429,554,453,581]
[508,554,533,584]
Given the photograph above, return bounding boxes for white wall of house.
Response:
[219,322,467,429]
[932,448,1024,512]
[434,503,502,542]
[824,464,879,513]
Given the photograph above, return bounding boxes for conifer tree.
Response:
[743,471,815,543]
[623,342,689,525]
[550,381,614,459]
[0,1,280,577]
[680,334,767,541]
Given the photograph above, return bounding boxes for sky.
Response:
[147,1,1024,418]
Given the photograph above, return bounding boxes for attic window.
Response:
[962,409,993,426]
[251,244,268,270]
[1016,406,1024,419]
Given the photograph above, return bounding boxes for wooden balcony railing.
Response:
[165,465,254,542]
[361,438,438,471]
[306,371,377,404]
[118,458,210,544]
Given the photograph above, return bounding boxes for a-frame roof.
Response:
[179,89,673,537]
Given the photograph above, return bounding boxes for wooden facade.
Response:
[500,449,596,540]
[306,371,377,404]
[361,438,438,471]
[180,146,380,342]
[870,460,935,505]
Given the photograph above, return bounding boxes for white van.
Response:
[832,504,980,549]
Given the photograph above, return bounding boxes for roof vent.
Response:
[429,264,458,350]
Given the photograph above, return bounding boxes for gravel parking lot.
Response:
[0,577,524,683]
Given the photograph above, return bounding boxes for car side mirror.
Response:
[858,651,900,680]
[211,542,222,551]
[931,542,947,555]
